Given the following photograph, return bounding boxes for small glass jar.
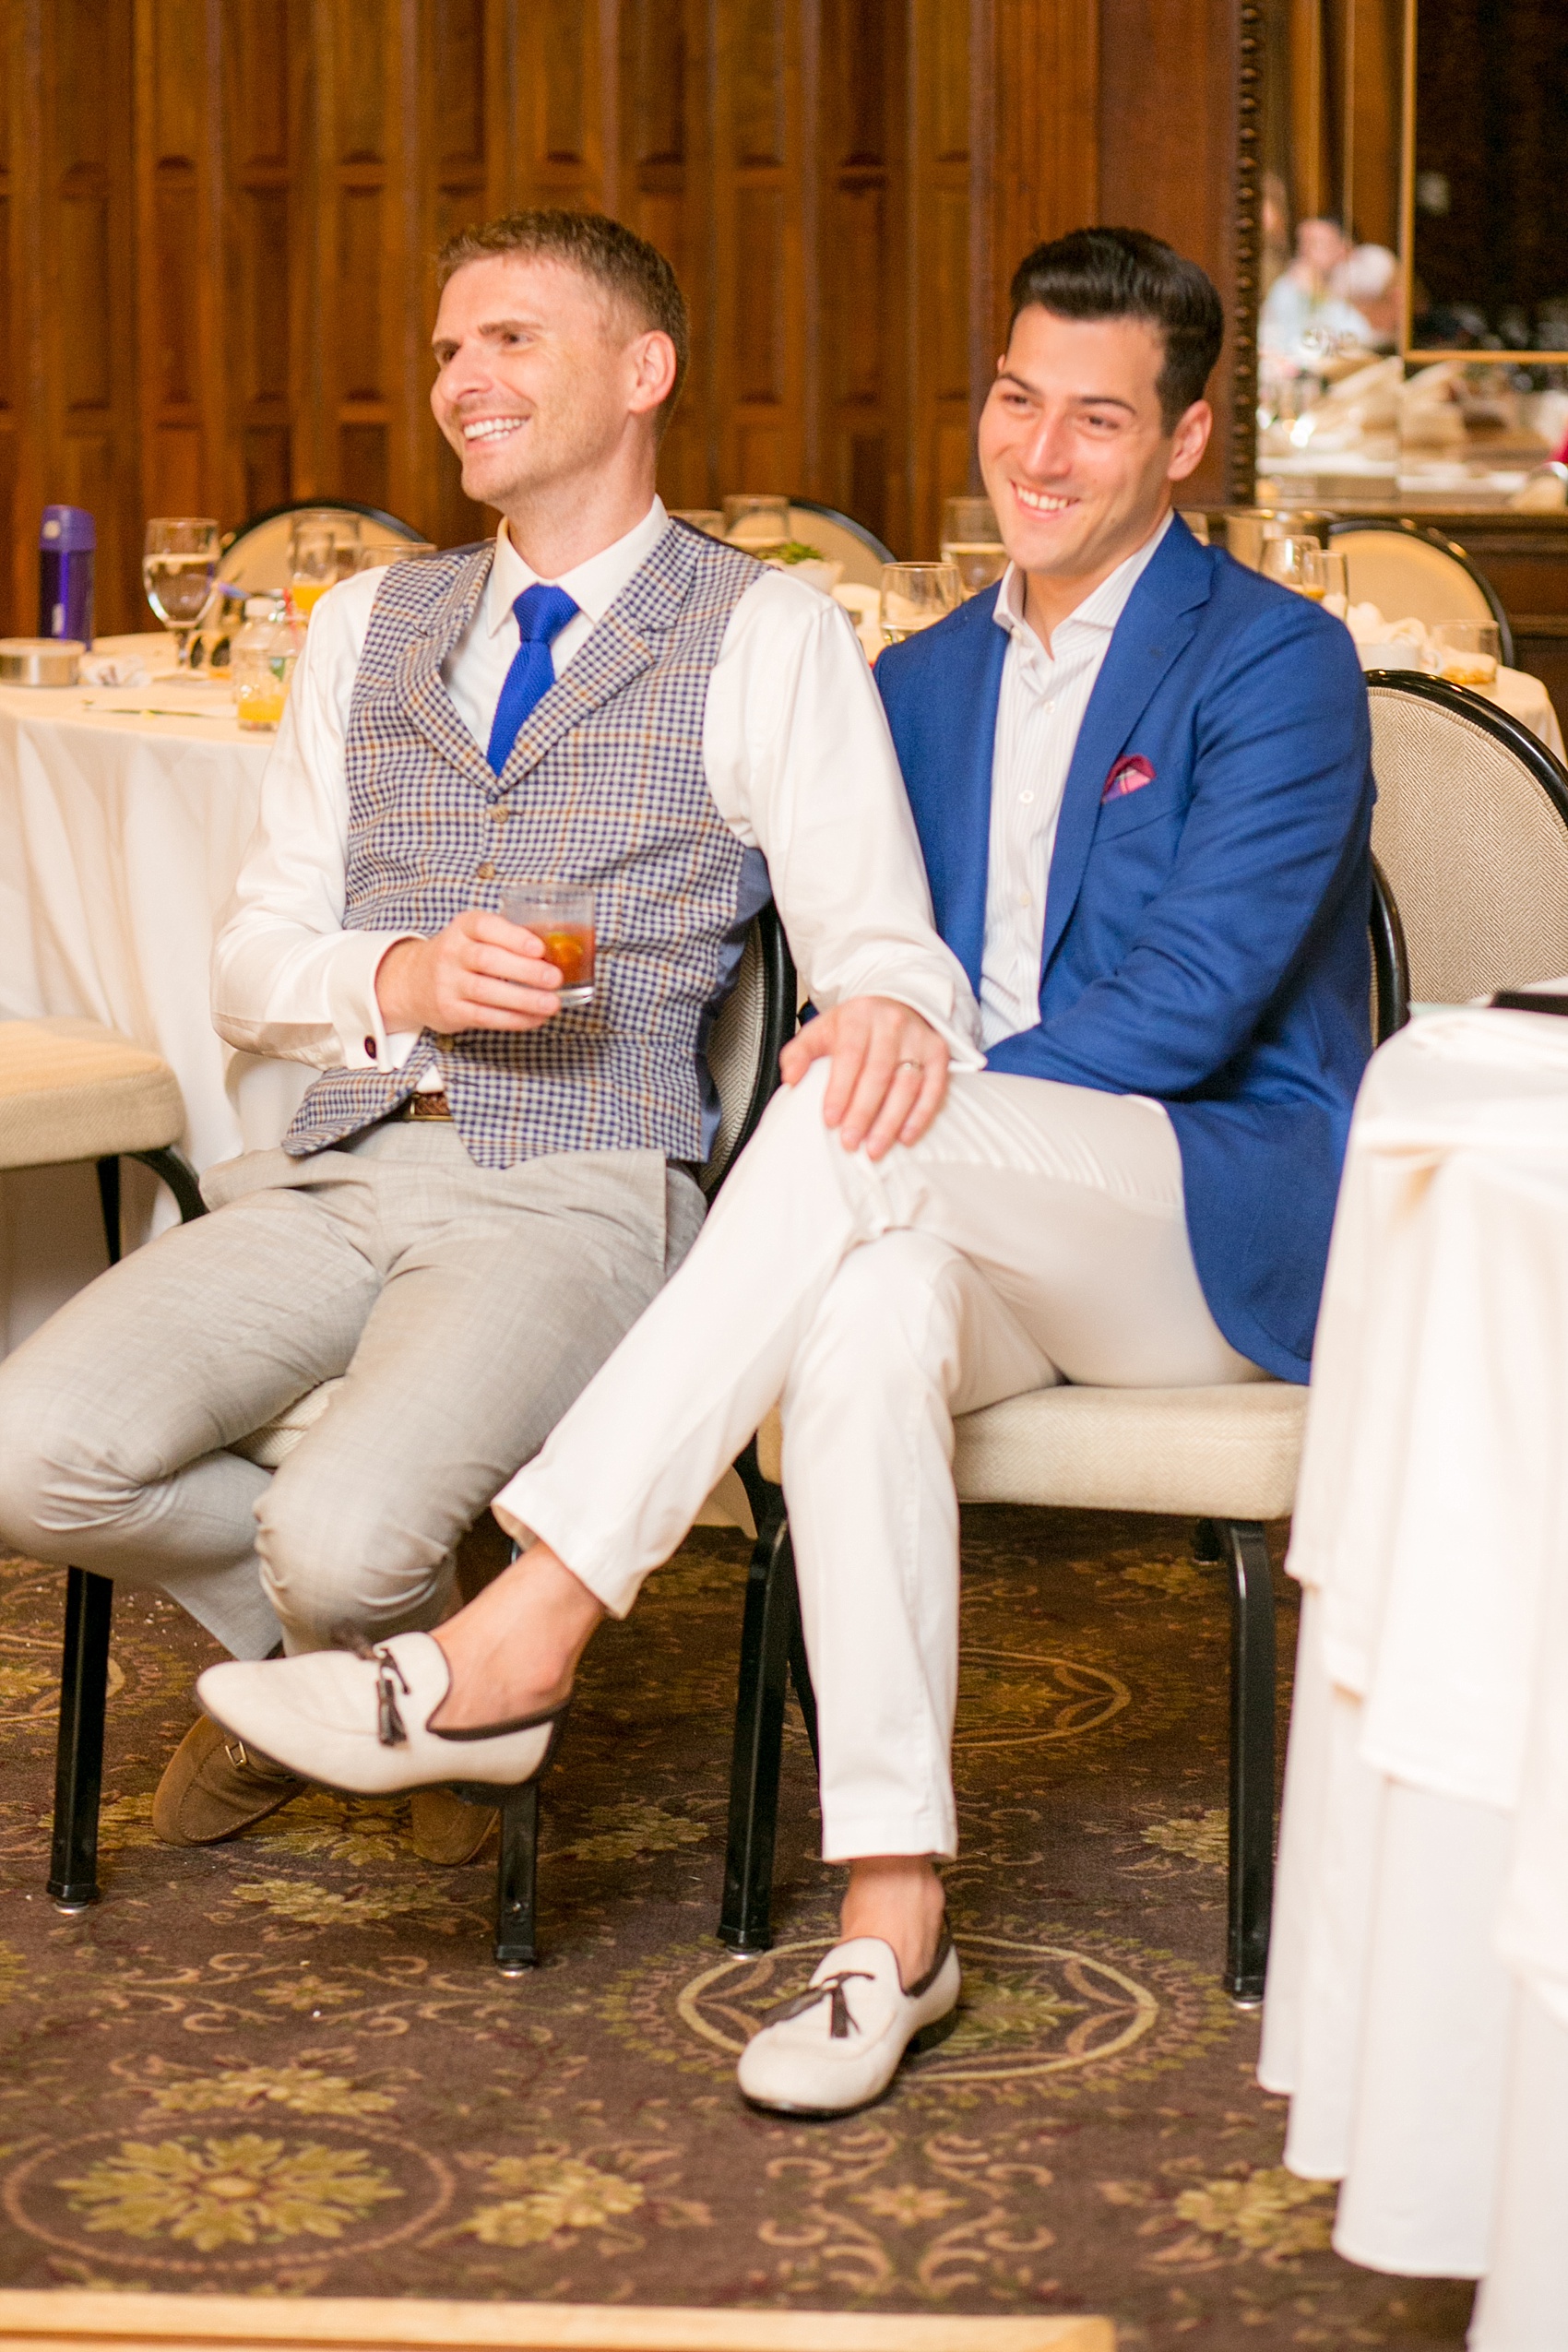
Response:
[232,595,297,731]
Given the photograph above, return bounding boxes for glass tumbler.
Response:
[1430,620,1501,687]
[501,884,597,1010]
[879,562,963,646]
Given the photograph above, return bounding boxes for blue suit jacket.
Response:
[876,517,1374,1383]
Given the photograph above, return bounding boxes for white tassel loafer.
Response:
[196,1632,566,1800]
[736,1932,961,2117]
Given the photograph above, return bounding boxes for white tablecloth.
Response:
[1261,1010,1568,2347]
[1480,663,1563,760]
[0,635,307,1354]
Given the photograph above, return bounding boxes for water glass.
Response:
[1316,549,1349,616]
[940,496,1007,594]
[1430,620,1501,687]
[671,509,727,538]
[142,518,221,667]
[1176,510,1210,545]
[354,540,438,571]
[500,884,597,1010]
[722,494,792,554]
[879,563,963,646]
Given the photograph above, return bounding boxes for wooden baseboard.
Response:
[0,2292,1113,2352]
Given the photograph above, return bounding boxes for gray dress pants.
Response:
[0,1123,701,1658]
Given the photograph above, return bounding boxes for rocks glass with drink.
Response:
[879,562,963,647]
[1429,620,1501,688]
[501,885,597,1011]
[143,518,221,669]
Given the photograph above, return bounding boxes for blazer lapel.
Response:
[1038,521,1212,978]
[921,596,1006,994]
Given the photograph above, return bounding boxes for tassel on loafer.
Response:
[736,1932,961,2116]
[195,1632,567,1800]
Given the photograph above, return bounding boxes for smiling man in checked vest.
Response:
[0,210,975,1863]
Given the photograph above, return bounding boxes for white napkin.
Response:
[80,651,150,687]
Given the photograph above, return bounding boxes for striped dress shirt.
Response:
[979,510,1172,1049]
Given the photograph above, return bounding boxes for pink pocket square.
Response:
[1102,754,1156,803]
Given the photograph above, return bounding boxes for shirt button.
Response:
[476,860,496,880]
[362,1036,377,1060]
[490,807,509,824]
[1017,892,1030,908]
[1044,699,1056,714]
[1019,790,1034,804]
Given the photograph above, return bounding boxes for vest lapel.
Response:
[1038,523,1212,980]
[495,522,699,791]
[392,548,497,789]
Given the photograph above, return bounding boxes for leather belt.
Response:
[396,1090,454,1121]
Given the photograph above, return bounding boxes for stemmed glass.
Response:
[142,518,221,669]
[940,497,1007,594]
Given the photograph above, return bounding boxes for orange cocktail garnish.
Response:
[540,926,594,989]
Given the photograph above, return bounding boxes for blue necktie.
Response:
[486,583,578,774]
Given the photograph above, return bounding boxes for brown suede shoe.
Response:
[410,1787,497,1866]
[151,1714,306,1847]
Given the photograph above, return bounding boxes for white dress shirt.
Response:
[212,500,982,1080]
[979,511,1172,1048]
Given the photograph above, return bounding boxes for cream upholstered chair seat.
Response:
[754,1380,1305,1521]
[0,1017,185,1170]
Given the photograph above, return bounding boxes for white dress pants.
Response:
[496,1061,1262,1860]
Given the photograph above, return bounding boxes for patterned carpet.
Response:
[0,1510,1473,2347]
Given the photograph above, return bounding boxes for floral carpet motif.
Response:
[0,1510,1472,2346]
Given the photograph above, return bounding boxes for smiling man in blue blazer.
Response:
[208,229,1374,2120]
[881,228,1373,1386]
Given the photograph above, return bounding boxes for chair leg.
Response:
[719,1493,797,1953]
[492,1781,540,1977]
[49,1568,113,1911]
[788,1611,819,1772]
[128,1145,206,1227]
[1217,1518,1277,2004]
[93,1158,122,1265]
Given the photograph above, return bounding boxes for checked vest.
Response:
[283,522,764,1169]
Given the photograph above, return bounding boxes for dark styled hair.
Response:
[1007,227,1224,431]
[435,209,690,435]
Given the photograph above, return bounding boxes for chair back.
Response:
[1367,671,1568,1004]
[1329,523,1514,662]
[788,501,895,589]
[698,902,797,1197]
[1370,855,1409,1043]
[222,501,431,597]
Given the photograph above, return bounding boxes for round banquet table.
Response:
[0,634,309,1356]
[1261,1008,1568,2348]
[1470,662,1564,760]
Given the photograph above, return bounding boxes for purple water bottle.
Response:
[39,505,96,647]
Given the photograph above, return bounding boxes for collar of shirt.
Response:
[992,506,1174,664]
[482,496,670,640]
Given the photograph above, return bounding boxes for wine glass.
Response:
[940,497,1007,594]
[879,563,963,647]
[142,518,221,669]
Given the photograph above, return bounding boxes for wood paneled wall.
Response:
[2,0,1246,637]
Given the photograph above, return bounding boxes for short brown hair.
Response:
[436,209,689,436]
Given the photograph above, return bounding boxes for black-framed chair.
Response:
[718,872,1408,2007]
[786,501,895,588]
[1328,520,1515,665]
[1364,670,1568,1004]
[0,1019,206,1912]
[43,906,799,1981]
